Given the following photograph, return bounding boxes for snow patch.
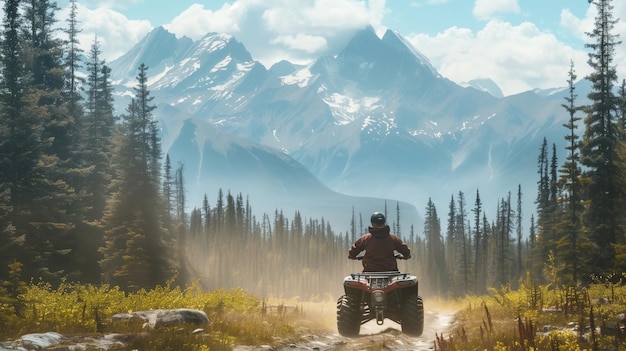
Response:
[211,56,232,73]
[280,68,313,88]
[148,65,174,86]
[198,34,230,54]
[323,93,381,126]
[237,62,255,72]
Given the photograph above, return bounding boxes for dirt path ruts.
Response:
[235,308,456,351]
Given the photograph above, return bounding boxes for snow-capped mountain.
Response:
[109,25,578,231]
[461,78,504,98]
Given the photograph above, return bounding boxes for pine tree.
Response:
[618,79,626,134]
[63,0,83,115]
[163,155,174,221]
[395,201,401,238]
[581,0,622,274]
[0,0,32,280]
[445,195,457,297]
[554,61,589,285]
[350,207,356,243]
[536,138,550,223]
[175,162,186,224]
[65,37,117,283]
[100,64,176,291]
[455,191,471,295]
[494,193,513,287]
[0,0,81,283]
[203,194,211,234]
[472,189,482,294]
[424,198,446,296]
[533,139,559,284]
[481,212,492,290]
[515,185,523,282]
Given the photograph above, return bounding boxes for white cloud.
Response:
[409,0,447,7]
[163,0,388,67]
[71,4,152,62]
[270,34,328,53]
[473,0,520,20]
[54,0,387,66]
[71,0,144,8]
[54,0,626,97]
[406,20,589,96]
[165,3,245,40]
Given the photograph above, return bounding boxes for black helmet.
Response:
[370,212,386,225]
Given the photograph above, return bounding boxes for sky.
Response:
[52,0,626,96]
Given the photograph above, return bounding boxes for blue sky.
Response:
[54,0,621,96]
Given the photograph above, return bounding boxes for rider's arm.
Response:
[394,236,411,259]
[348,235,367,259]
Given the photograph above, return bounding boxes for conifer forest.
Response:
[1,0,626,302]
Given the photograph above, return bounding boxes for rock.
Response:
[18,332,67,349]
[0,342,26,351]
[113,308,210,329]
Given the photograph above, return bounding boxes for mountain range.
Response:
[107,25,585,233]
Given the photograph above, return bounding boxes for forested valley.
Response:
[1,0,626,310]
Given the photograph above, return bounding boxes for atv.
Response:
[336,262,424,337]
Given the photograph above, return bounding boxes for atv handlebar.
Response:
[353,254,408,260]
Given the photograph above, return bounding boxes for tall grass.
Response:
[0,280,313,351]
[436,282,626,351]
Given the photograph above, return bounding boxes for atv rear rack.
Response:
[348,272,412,289]
[349,272,411,279]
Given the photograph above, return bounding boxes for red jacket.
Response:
[348,226,411,272]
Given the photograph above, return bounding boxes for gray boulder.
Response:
[112,308,210,329]
[19,332,66,350]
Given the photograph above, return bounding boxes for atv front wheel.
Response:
[401,295,424,336]
[337,294,361,337]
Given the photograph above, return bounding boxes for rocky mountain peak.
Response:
[108,25,578,231]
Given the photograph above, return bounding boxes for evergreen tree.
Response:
[472,189,482,294]
[424,198,446,296]
[350,207,356,243]
[63,0,82,117]
[455,191,471,295]
[481,212,492,290]
[555,61,589,285]
[395,201,401,238]
[445,195,457,297]
[0,0,32,280]
[494,193,513,287]
[163,155,174,221]
[533,139,558,283]
[175,162,186,224]
[100,64,176,291]
[203,194,211,234]
[515,185,523,281]
[67,37,117,283]
[0,0,81,283]
[618,79,626,134]
[581,0,622,274]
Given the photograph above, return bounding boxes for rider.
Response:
[348,212,411,272]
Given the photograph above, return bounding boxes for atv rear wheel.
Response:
[401,295,424,336]
[337,294,361,337]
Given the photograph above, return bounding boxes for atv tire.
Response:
[401,295,424,336]
[337,294,361,337]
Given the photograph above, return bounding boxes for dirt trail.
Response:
[236,305,456,351]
